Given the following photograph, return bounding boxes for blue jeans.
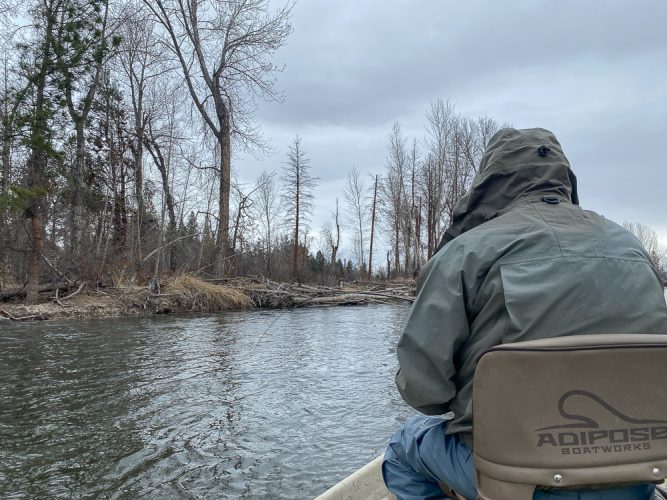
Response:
[382,416,655,500]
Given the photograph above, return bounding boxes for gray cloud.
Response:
[237,0,667,252]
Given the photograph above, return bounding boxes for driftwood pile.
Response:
[236,279,415,308]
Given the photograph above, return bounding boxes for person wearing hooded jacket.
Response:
[382,128,667,500]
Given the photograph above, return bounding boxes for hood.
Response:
[435,127,579,253]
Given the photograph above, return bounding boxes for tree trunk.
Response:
[134,123,144,225]
[414,196,422,273]
[25,164,45,305]
[132,121,144,282]
[394,221,401,278]
[25,5,54,304]
[216,128,231,277]
[1,109,11,272]
[293,169,300,283]
[70,120,86,258]
[112,160,127,256]
[368,175,377,281]
[1,114,10,201]
[147,134,177,272]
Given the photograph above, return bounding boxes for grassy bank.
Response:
[0,275,253,322]
[0,276,415,322]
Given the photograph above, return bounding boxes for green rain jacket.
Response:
[395,128,667,444]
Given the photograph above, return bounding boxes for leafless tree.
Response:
[229,180,259,273]
[623,221,665,274]
[117,6,172,263]
[281,135,316,282]
[143,0,293,275]
[401,139,419,274]
[255,170,280,276]
[321,198,340,266]
[144,96,182,272]
[421,99,455,257]
[380,122,408,276]
[344,166,369,270]
[368,175,377,280]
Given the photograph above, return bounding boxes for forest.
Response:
[0,0,663,307]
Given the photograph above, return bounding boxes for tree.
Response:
[255,170,279,276]
[381,122,408,277]
[0,54,23,274]
[88,71,132,261]
[143,0,293,275]
[401,139,418,275]
[52,0,119,260]
[321,198,340,267]
[117,7,167,272]
[421,99,455,258]
[623,221,665,275]
[20,0,65,302]
[344,166,369,270]
[281,135,316,282]
[368,175,377,280]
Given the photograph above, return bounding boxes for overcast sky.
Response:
[234,0,667,258]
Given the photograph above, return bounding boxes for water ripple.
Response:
[0,304,413,498]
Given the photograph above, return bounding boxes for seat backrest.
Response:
[472,334,667,500]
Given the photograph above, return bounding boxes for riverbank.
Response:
[0,276,415,322]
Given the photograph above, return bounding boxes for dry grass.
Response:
[164,275,252,312]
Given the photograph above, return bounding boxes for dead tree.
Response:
[281,136,316,283]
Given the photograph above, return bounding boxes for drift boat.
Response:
[315,455,395,500]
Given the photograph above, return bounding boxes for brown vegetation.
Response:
[0,275,414,322]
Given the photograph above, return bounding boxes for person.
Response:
[382,128,667,500]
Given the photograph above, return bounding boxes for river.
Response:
[0,304,413,499]
[2,293,667,499]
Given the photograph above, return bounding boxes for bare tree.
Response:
[401,139,419,274]
[281,135,316,282]
[380,122,408,277]
[143,0,293,275]
[368,175,377,280]
[230,180,259,274]
[117,6,172,273]
[144,101,181,271]
[421,99,455,257]
[344,166,369,270]
[321,198,340,267]
[623,221,665,274]
[255,170,279,276]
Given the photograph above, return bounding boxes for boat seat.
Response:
[472,334,667,500]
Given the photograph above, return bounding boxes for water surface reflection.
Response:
[0,305,412,498]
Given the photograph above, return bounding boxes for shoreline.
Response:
[0,277,415,323]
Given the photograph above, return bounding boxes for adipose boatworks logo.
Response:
[535,390,667,455]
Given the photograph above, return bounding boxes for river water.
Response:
[0,304,413,499]
[3,292,667,499]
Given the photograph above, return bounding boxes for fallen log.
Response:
[0,283,70,301]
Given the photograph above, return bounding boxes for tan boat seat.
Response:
[472,334,667,500]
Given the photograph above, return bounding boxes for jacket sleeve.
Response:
[395,245,470,415]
